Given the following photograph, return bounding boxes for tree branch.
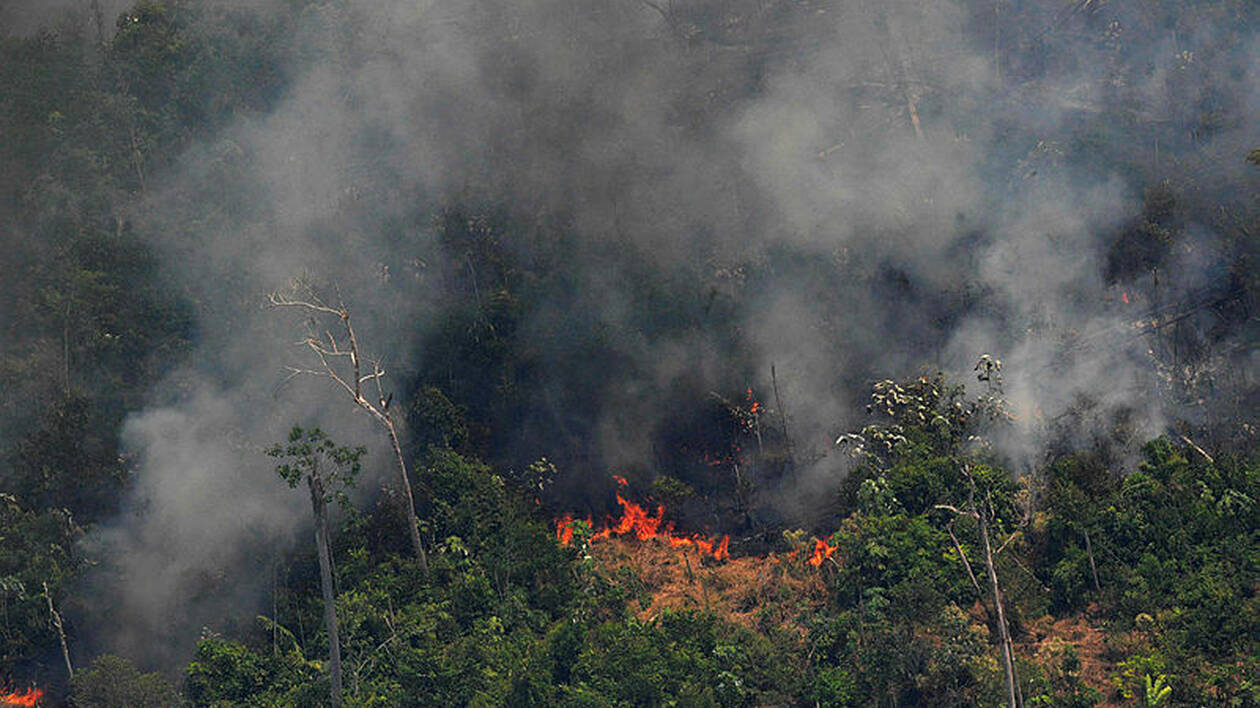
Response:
[945,521,983,595]
[270,283,429,573]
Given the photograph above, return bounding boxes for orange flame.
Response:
[1121,291,1130,304]
[555,514,578,546]
[612,475,629,487]
[554,493,730,561]
[805,537,838,567]
[1,688,44,707]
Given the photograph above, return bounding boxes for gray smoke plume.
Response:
[27,0,1252,663]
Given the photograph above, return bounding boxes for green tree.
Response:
[267,426,365,708]
[71,654,182,708]
[0,493,81,683]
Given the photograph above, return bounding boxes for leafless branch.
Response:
[945,521,983,595]
[933,503,976,518]
[270,283,428,573]
[1179,434,1214,464]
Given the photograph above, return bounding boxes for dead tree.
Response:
[936,464,1025,708]
[270,284,429,573]
[43,581,72,680]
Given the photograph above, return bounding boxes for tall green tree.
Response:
[268,426,365,708]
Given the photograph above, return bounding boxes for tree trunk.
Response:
[770,364,794,464]
[384,413,428,573]
[979,506,1021,708]
[269,290,431,573]
[43,582,72,680]
[939,466,1022,708]
[309,474,343,708]
[1083,527,1101,593]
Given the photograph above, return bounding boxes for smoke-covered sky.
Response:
[7,0,1255,665]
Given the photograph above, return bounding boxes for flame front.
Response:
[555,480,843,568]
[555,493,730,561]
[1,688,44,707]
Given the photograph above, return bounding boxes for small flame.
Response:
[1,688,44,707]
[805,537,838,567]
[703,444,744,469]
[1121,291,1130,304]
[612,474,629,487]
[555,514,578,546]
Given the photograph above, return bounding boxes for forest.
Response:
[0,0,1257,706]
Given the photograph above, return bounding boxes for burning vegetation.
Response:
[0,689,43,707]
[555,490,732,561]
[553,474,848,568]
[574,534,829,632]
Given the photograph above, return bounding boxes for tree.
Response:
[935,464,1025,708]
[268,426,365,708]
[270,282,428,573]
[838,369,1024,707]
[0,494,82,682]
[70,655,180,708]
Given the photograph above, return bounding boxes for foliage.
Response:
[71,654,182,708]
[267,426,366,505]
[0,494,81,682]
[0,0,1257,704]
[185,635,319,707]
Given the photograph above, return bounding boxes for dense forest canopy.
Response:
[0,0,1257,705]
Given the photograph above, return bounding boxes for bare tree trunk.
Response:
[127,119,146,193]
[272,562,278,656]
[770,364,793,464]
[946,522,983,596]
[43,582,72,680]
[1083,527,1101,593]
[62,305,71,399]
[309,474,343,708]
[938,467,1022,708]
[979,502,1021,708]
[384,412,428,572]
[271,288,428,573]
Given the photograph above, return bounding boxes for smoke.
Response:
[15,0,1248,664]
[0,0,122,38]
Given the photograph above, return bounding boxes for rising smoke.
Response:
[8,0,1253,665]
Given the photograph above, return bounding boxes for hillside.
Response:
[1,0,1258,705]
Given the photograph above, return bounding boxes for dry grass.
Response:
[588,536,827,631]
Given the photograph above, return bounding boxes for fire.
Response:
[554,478,838,569]
[703,443,743,468]
[805,537,838,567]
[1,688,44,707]
[555,514,578,546]
[746,388,761,415]
[1121,291,1130,304]
[555,492,730,561]
[670,533,730,560]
